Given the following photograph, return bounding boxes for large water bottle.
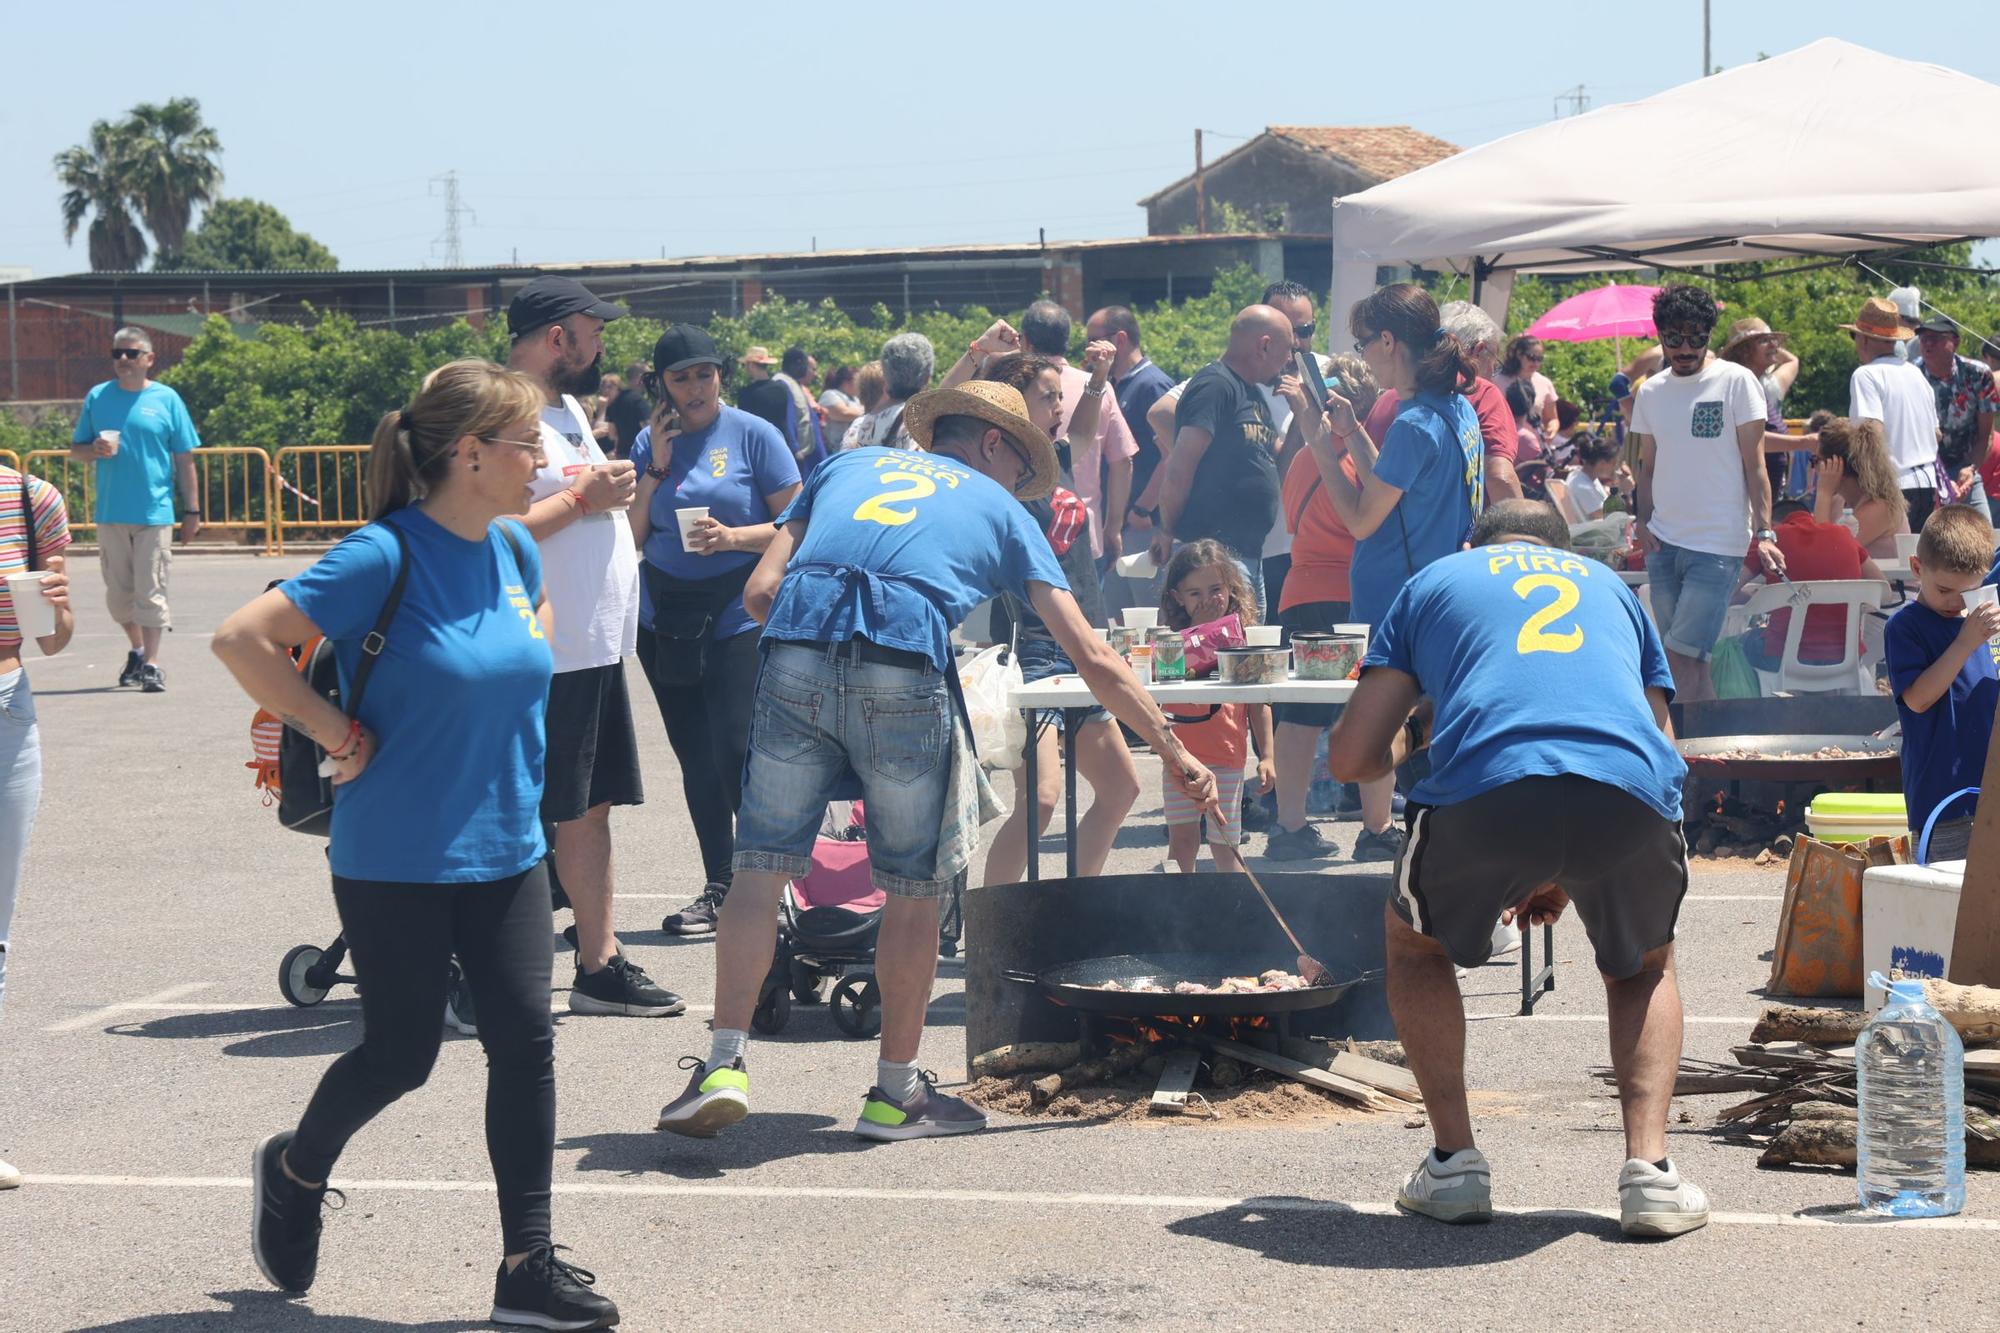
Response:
[1856,972,1965,1217]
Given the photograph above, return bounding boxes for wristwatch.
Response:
[1756,528,1777,543]
[645,464,669,479]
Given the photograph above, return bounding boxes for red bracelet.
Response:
[570,490,591,516]
[326,718,363,761]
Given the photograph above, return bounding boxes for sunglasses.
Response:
[1353,330,1386,354]
[1660,332,1709,350]
[1003,436,1036,488]
[1292,322,1317,342]
[111,348,146,360]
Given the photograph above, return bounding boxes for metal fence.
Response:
[273,446,371,553]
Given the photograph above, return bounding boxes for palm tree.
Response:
[124,97,223,260]
[54,120,149,272]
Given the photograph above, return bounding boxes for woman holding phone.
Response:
[629,325,802,937]
[0,461,74,1190]
[212,360,619,1330]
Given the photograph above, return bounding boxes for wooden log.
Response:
[1207,1055,1246,1090]
[971,1040,1088,1079]
[1906,977,2000,1043]
[1026,1038,1151,1105]
[1150,1049,1201,1113]
[1192,1035,1398,1111]
[1760,1120,1857,1168]
[1749,1006,1868,1046]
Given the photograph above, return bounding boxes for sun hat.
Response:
[1718,317,1788,356]
[1838,297,1916,342]
[742,345,779,366]
[903,381,1058,501]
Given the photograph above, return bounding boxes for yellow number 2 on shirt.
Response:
[1512,574,1584,655]
[851,471,937,527]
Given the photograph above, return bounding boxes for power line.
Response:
[429,171,474,269]
[1554,84,1590,118]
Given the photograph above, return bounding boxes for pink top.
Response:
[1057,362,1138,559]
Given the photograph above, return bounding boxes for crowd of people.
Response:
[6,266,2000,1326]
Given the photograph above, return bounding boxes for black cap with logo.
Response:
[651,324,726,372]
[506,276,629,339]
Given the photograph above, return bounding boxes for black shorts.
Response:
[541,663,644,823]
[1273,599,1351,728]
[1392,774,1688,979]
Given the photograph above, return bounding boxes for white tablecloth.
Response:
[1011,674,1358,709]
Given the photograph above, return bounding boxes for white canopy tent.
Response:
[1329,39,2000,331]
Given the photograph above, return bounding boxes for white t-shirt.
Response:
[840,402,915,450]
[1566,470,1610,518]
[528,395,640,674]
[1849,355,1942,488]
[1631,359,1766,559]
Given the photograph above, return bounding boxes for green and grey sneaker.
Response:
[855,1070,988,1142]
[656,1055,748,1138]
[1395,1148,1493,1224]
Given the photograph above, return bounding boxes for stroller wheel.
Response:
[789,959,827,1006]
[752,985,791,1035]
[279,945,331,1008]
[830,975,882,1039]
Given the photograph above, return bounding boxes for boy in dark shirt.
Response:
[1884,504,2000,859]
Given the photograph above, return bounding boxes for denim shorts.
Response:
[1648,540,1740,662]
[1016,635,1107,732]
[733,643,955,898]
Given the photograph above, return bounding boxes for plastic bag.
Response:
[1709,633,1761,699]
[959,642,1026,771]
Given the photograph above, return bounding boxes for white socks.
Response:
[706,1028,748,1073]
[877,1058,922,1102]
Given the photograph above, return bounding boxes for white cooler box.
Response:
[1862,859,1965,1011]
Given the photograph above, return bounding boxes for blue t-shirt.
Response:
[1885,600,1998,827]
[1348,391,1482,625]
[630,406,801,639]
[1365,543,1686,820]
[72,381,202,525]
[281,509,554,883]
[765,447,1068,671]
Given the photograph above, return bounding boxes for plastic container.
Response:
[1127,643,1153,683]
[1215,647,1288,685]
[1806,793,1908,844]
[1857,972,1965,1217]
[1293,633,1363,681]
[1862,860,1965,1011]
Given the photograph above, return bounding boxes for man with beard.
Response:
[508,277,684,1022]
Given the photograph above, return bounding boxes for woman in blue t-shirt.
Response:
[627,326,802,936]
[212,360,619,1329]
[1302,283,1483,863]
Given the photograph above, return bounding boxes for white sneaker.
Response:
[1618,1158,1709,1237]
[1395,1148,1493,1224]
[0,1159,20,1189]
[1489,918,1522,958]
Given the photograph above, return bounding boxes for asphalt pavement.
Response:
[0,551,1992,1331]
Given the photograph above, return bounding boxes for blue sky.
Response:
[4,2,1997,278]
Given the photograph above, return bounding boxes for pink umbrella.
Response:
[1525,284,1662,342]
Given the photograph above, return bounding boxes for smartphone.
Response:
[1295,350,1338,410]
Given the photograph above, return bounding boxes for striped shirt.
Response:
[0,468,72,649]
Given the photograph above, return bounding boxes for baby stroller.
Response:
[754,803,885,1037]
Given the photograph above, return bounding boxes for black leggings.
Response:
[635,626,760,886]
[289,863,555,1256]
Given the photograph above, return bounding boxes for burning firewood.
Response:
[971,1040,1089,1079]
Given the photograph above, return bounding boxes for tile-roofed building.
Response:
[1139,125,1460,236]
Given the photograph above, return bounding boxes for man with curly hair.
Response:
[1631,284,1785,701]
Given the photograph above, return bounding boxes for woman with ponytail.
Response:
[1293,284,1483,863]
[213,359,620,1330]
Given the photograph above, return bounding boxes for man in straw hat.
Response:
[1843,296,1945,526]
[656,379,1219,1143]
[1718,316,1808,499]
[1913,313,2000,519]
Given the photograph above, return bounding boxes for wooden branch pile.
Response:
[1606,977,2000,1170]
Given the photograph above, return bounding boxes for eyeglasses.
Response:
[481,435,548,457]
[1292,322,1317,342]
[1353,330,1386,354]
[1002,435,1036,488]
[1659,332,1709,350]
[110,348,145,360]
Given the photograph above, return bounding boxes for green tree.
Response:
[123,97,223,260]
[53,120,149,272]
[159,199,337,272]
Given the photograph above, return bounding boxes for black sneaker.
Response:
[568,954,686,1017]
[1352,825,1409,864]
[251,1131,343,1294]
[118,650,145,687]
[139,663,166,693]
[1264,822,1335,861]
[491,1244,619,1330]
[661,882,725,936]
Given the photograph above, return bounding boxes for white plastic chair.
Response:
[1723,579,1889,695]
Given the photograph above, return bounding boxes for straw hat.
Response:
[1838,297,1916,342]
[1719,317,1788,356]
[903,381,1058,501]
[742,345,779,366]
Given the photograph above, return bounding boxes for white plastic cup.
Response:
[675,507,710,549]
[5,572,54,639]
[1245,625,1282,647]
[96,429,120,456]
[1894,533,1922,563]
[1122,607,1160,630]
[1114,550,1158,579]
[1088,627,1110,641]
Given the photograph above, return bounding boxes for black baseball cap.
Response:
[1916,314,1959,336]
[506,276,628,338]
[651,324,725,372]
